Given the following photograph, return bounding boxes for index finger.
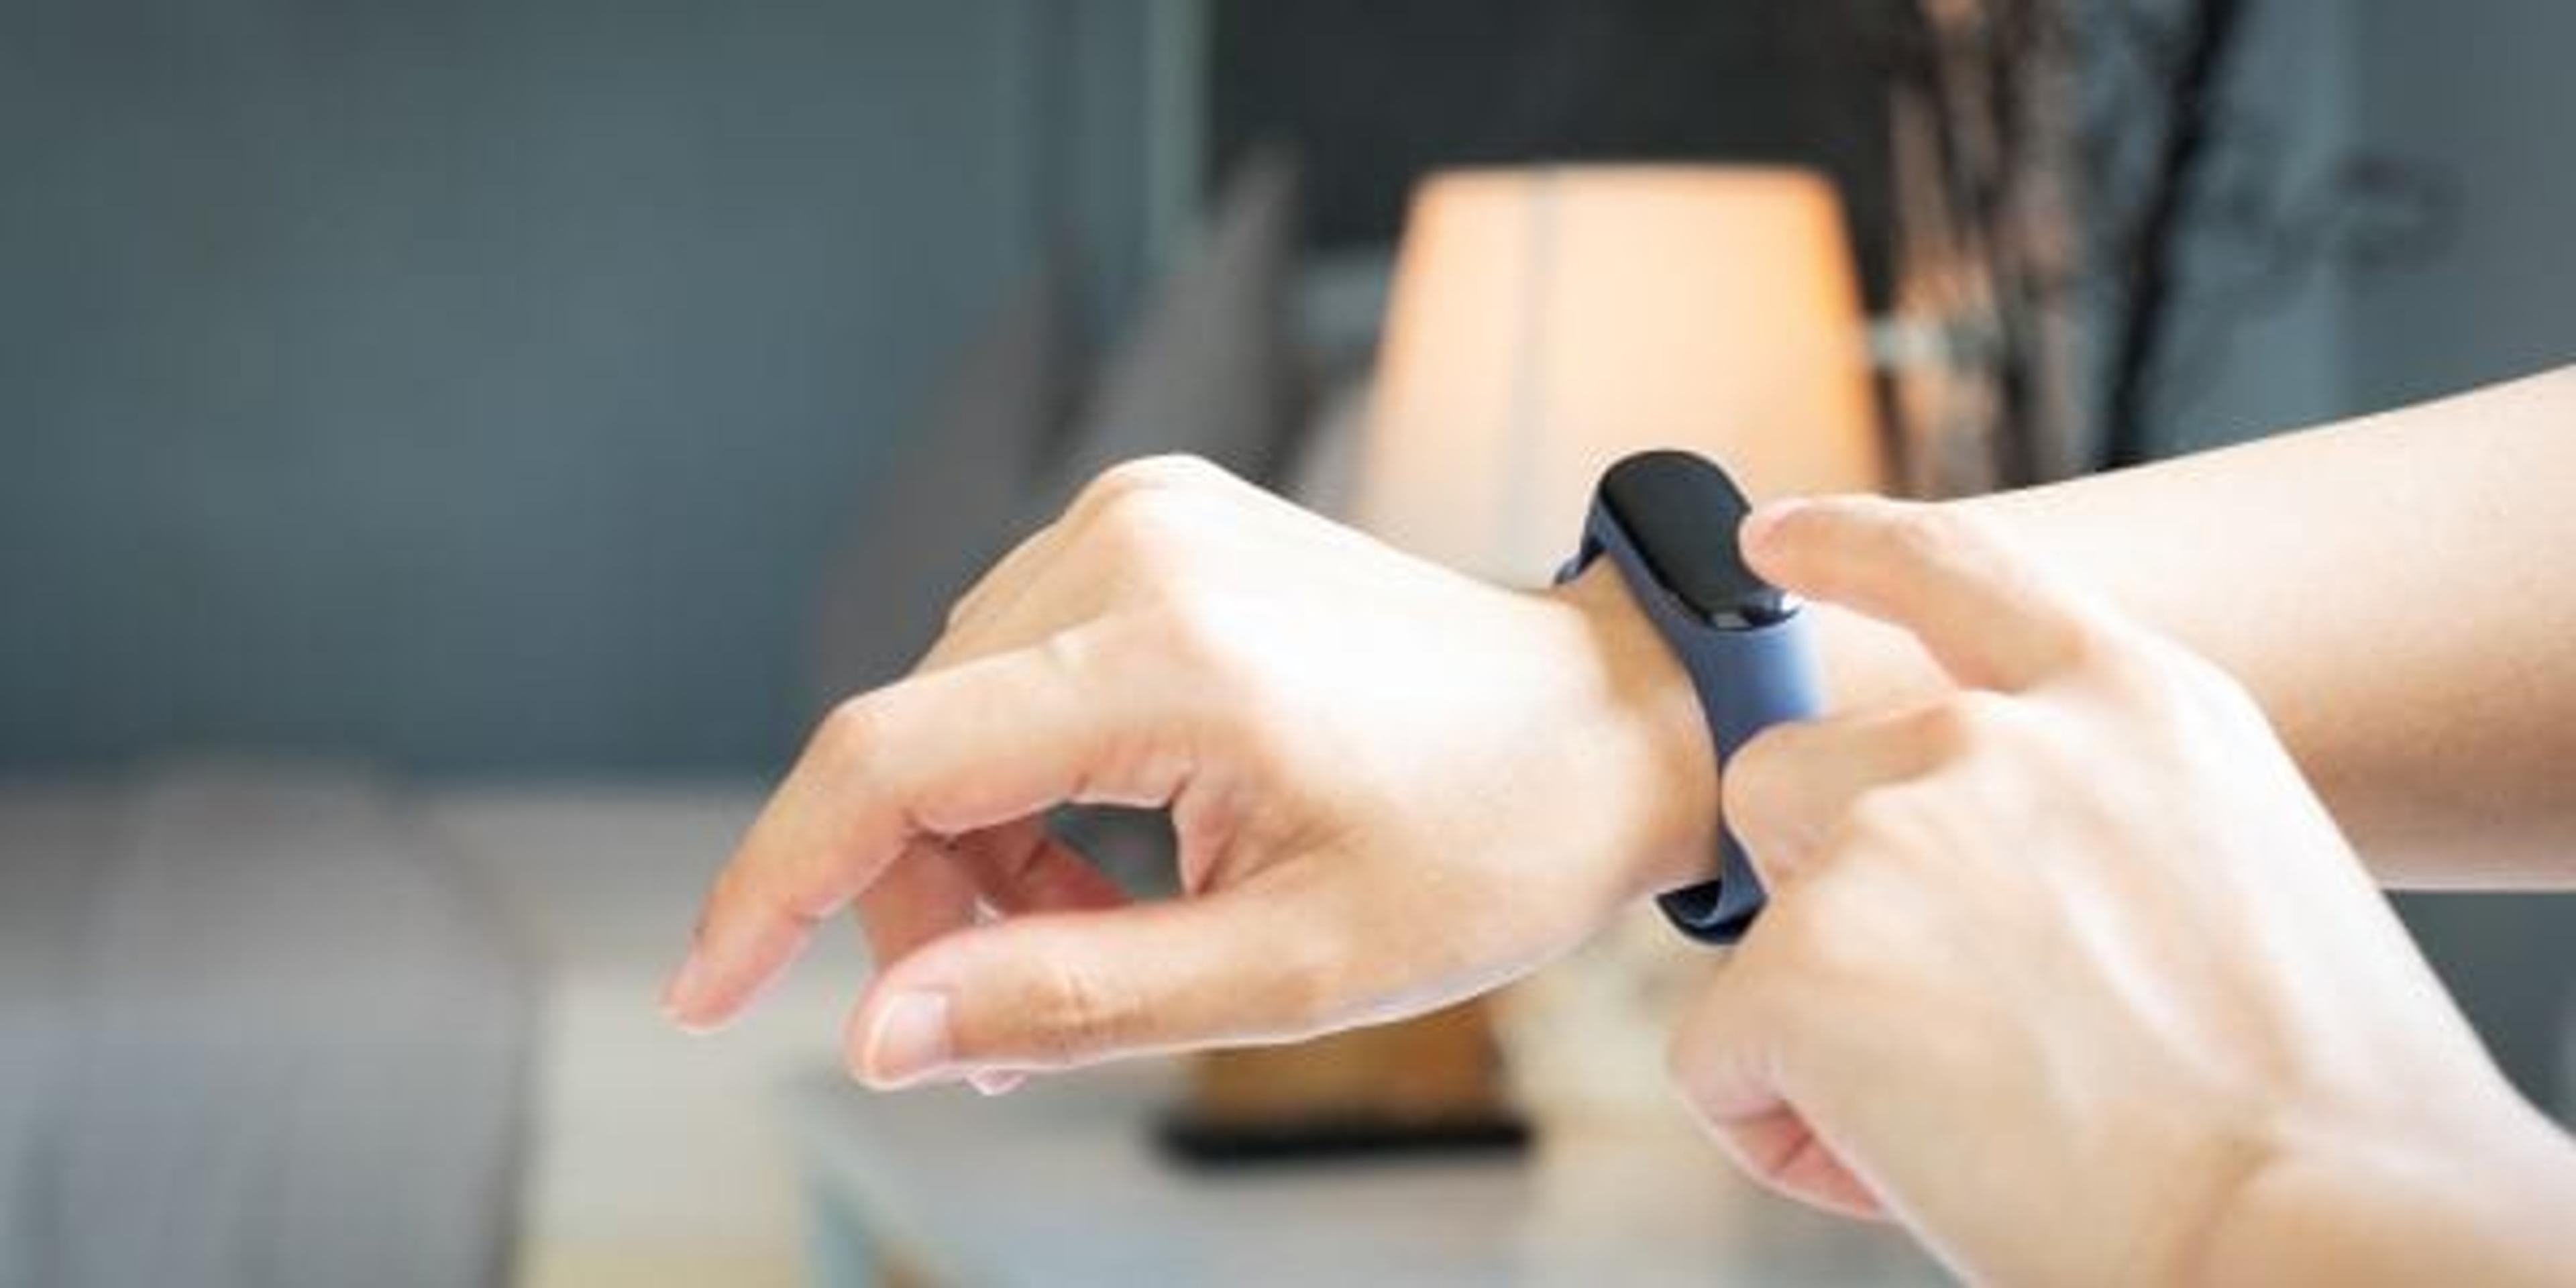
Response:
[1741,496,2108,692]
[662,625,1181,1031]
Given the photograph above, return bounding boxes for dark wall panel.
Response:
[1208,0,1909,301]
[0,1,1110,775]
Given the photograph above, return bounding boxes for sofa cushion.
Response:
[806,258,1082,706]
[1045,152,1301,496]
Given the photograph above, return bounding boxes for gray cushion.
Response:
[806,259,1081,705]
[0,765,531,1288]
[1046,152,1300,496]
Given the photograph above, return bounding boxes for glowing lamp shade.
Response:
[1356,166,1886,584]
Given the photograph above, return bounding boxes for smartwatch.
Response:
[1558,450,1823,945]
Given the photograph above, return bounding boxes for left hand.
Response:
[661,456,1718,1090]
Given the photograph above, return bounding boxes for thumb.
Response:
[1669,916,1888,1220]
[841,883,1354,1087]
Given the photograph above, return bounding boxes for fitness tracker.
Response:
[1558,450,1823,945]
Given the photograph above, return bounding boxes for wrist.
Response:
[2190,1095,2576,1285]
[1545,561,1726,902]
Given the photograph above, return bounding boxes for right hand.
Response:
[1668,497,2575,1285]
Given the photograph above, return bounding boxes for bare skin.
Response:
[1835,366,2576,888]
[1682,495,2576,1285]
[665,367,2576,1282]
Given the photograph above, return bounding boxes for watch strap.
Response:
[1562,480,1823,945]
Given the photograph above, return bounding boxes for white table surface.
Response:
[788,1059,1949,1286]
[427,780,865,1288]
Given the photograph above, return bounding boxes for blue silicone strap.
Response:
[1562,501,1824,945]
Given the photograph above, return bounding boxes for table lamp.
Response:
[1358,163,1887,585]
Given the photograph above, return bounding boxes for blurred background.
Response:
[3,1,2570,1285]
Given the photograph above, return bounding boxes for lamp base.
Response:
[1155,1107,1530,1167]
[1149,998,1527,1169]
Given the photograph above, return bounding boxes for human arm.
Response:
[1818,367,2576,887]
[663,368,2576,1083]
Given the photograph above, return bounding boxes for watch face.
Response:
[1601,451,1792,629]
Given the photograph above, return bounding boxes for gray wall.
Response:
[2149,0,2364,450]
[0,0,1148,776]
[2348,0,2576,406]
[2167,0,2576,439]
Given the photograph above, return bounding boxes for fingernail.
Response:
[660,950,714,1028]
[969,1070,1024,1097]
[1739,498,1809,551]
[863,991,955,1086]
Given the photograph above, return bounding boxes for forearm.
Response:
[1817,368,2576,887]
